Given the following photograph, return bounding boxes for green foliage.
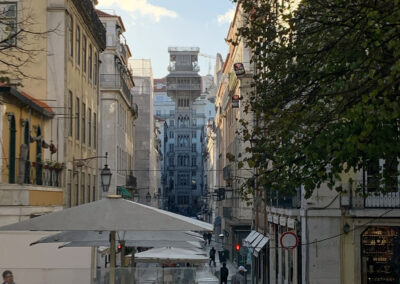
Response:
[232,0,400,198]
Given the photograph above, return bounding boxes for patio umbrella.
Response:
[0,195,213,284]
[133,247,208,264]
[58,240,202,249]
[30,230,203,246]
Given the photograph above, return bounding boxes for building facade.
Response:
[130,59,159,205]
[98,10,137,199]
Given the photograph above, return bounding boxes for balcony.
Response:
[167,83,201,91]
[349,180,400,208]
[100,74,132,102]
[126,174,137,189]
[168,64,200,72]
[130,102,138,119]
[267,190,301,209]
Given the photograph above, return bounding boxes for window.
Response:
[82,35,87,72]
[191,179,197,190]
[169,143,174,152]
[87,174,91,203]
[192,131,196,138]
[169,157,174,166]
[94,52,98,85]
[192,119,197,127]
[76,26,80,65]
[88,108,91,146]
[178,173,189,186]
[76,97,80,140]
[0,3,17,46]
[192,143,196,152]
[67,14,73,57]
[192,171,196,177]
[82,102,86,143]
[75,172,79,206]
[93,112,97,149]
[92,175,96,201]
[68,91,73,136]
[178,195,189,205]
[169,131,174,139]
[67,170,72,207]
[156,110,161,116]
[192,156,196,166]
[88,44,93,80]
[81,174,85,203]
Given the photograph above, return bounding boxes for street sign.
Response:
[234,62,245,77]
[280,232,298,250]
[232,94,240,108]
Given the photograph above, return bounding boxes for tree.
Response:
[232,0,400,198]
[0,3,56,82]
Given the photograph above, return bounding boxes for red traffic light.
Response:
[117,244,122,251]
[235,244,241,251]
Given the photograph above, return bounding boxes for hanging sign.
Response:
[233,62,246,77]
[232,94,240,108]
[280,232,299,250]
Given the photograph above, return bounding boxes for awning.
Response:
[117,186,131,198]
[243,230,269,257]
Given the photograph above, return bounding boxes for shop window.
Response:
[361,226,400,284]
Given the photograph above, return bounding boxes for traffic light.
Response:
[217,188,225,201]
[117,244,122,253]
[235,243,241,251]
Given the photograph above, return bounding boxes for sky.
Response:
[97,0,236,79]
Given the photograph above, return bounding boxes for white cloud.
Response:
[98,0,178,22]
[217,7,235,24]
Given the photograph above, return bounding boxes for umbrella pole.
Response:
[130,247,136,284]
[110,231,116,284]
[120,240,126,284]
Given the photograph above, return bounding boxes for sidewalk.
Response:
[200,238,239,283]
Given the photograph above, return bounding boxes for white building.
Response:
[98,10,137,199]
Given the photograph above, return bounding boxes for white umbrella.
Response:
[30,230,203,246]
[58,240,202,249]
[0,195,213,284]
[133,247,208,264]
[0,196,213,231]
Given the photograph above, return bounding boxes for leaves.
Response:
[232,0,400,197]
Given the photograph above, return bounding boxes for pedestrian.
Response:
[207,232,212,245]
[203,232,208,246]
[183,263,195,284]
[2,270,14,284]
[220,262,229,284]
[209,246,216,267]
[231,266,247,284]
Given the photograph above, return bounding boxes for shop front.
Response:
[361,226,400,284]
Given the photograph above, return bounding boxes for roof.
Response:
[0,85,54,118]
[96,9,126,32]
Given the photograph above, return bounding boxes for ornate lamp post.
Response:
[100,152,112,193]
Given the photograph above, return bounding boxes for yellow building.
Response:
[0,0,106,208]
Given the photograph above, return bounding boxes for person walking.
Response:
[231,266,247,284]
[2,270,15,284]
[220,262,229,284]
[209,246,216,267]
[207,232,212,245]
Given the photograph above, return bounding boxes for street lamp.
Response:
[100,152,112,192]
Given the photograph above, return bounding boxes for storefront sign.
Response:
[267,215,272,222]
[280,232,299,250]
[232,94,240,108]
[273,215,279,224]
[279,216,287,227]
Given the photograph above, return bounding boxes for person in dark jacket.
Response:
[209,246,216,266]
[220,262,229,284]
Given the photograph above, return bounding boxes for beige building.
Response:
[98,10,137,199]
[214,3,254,269]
